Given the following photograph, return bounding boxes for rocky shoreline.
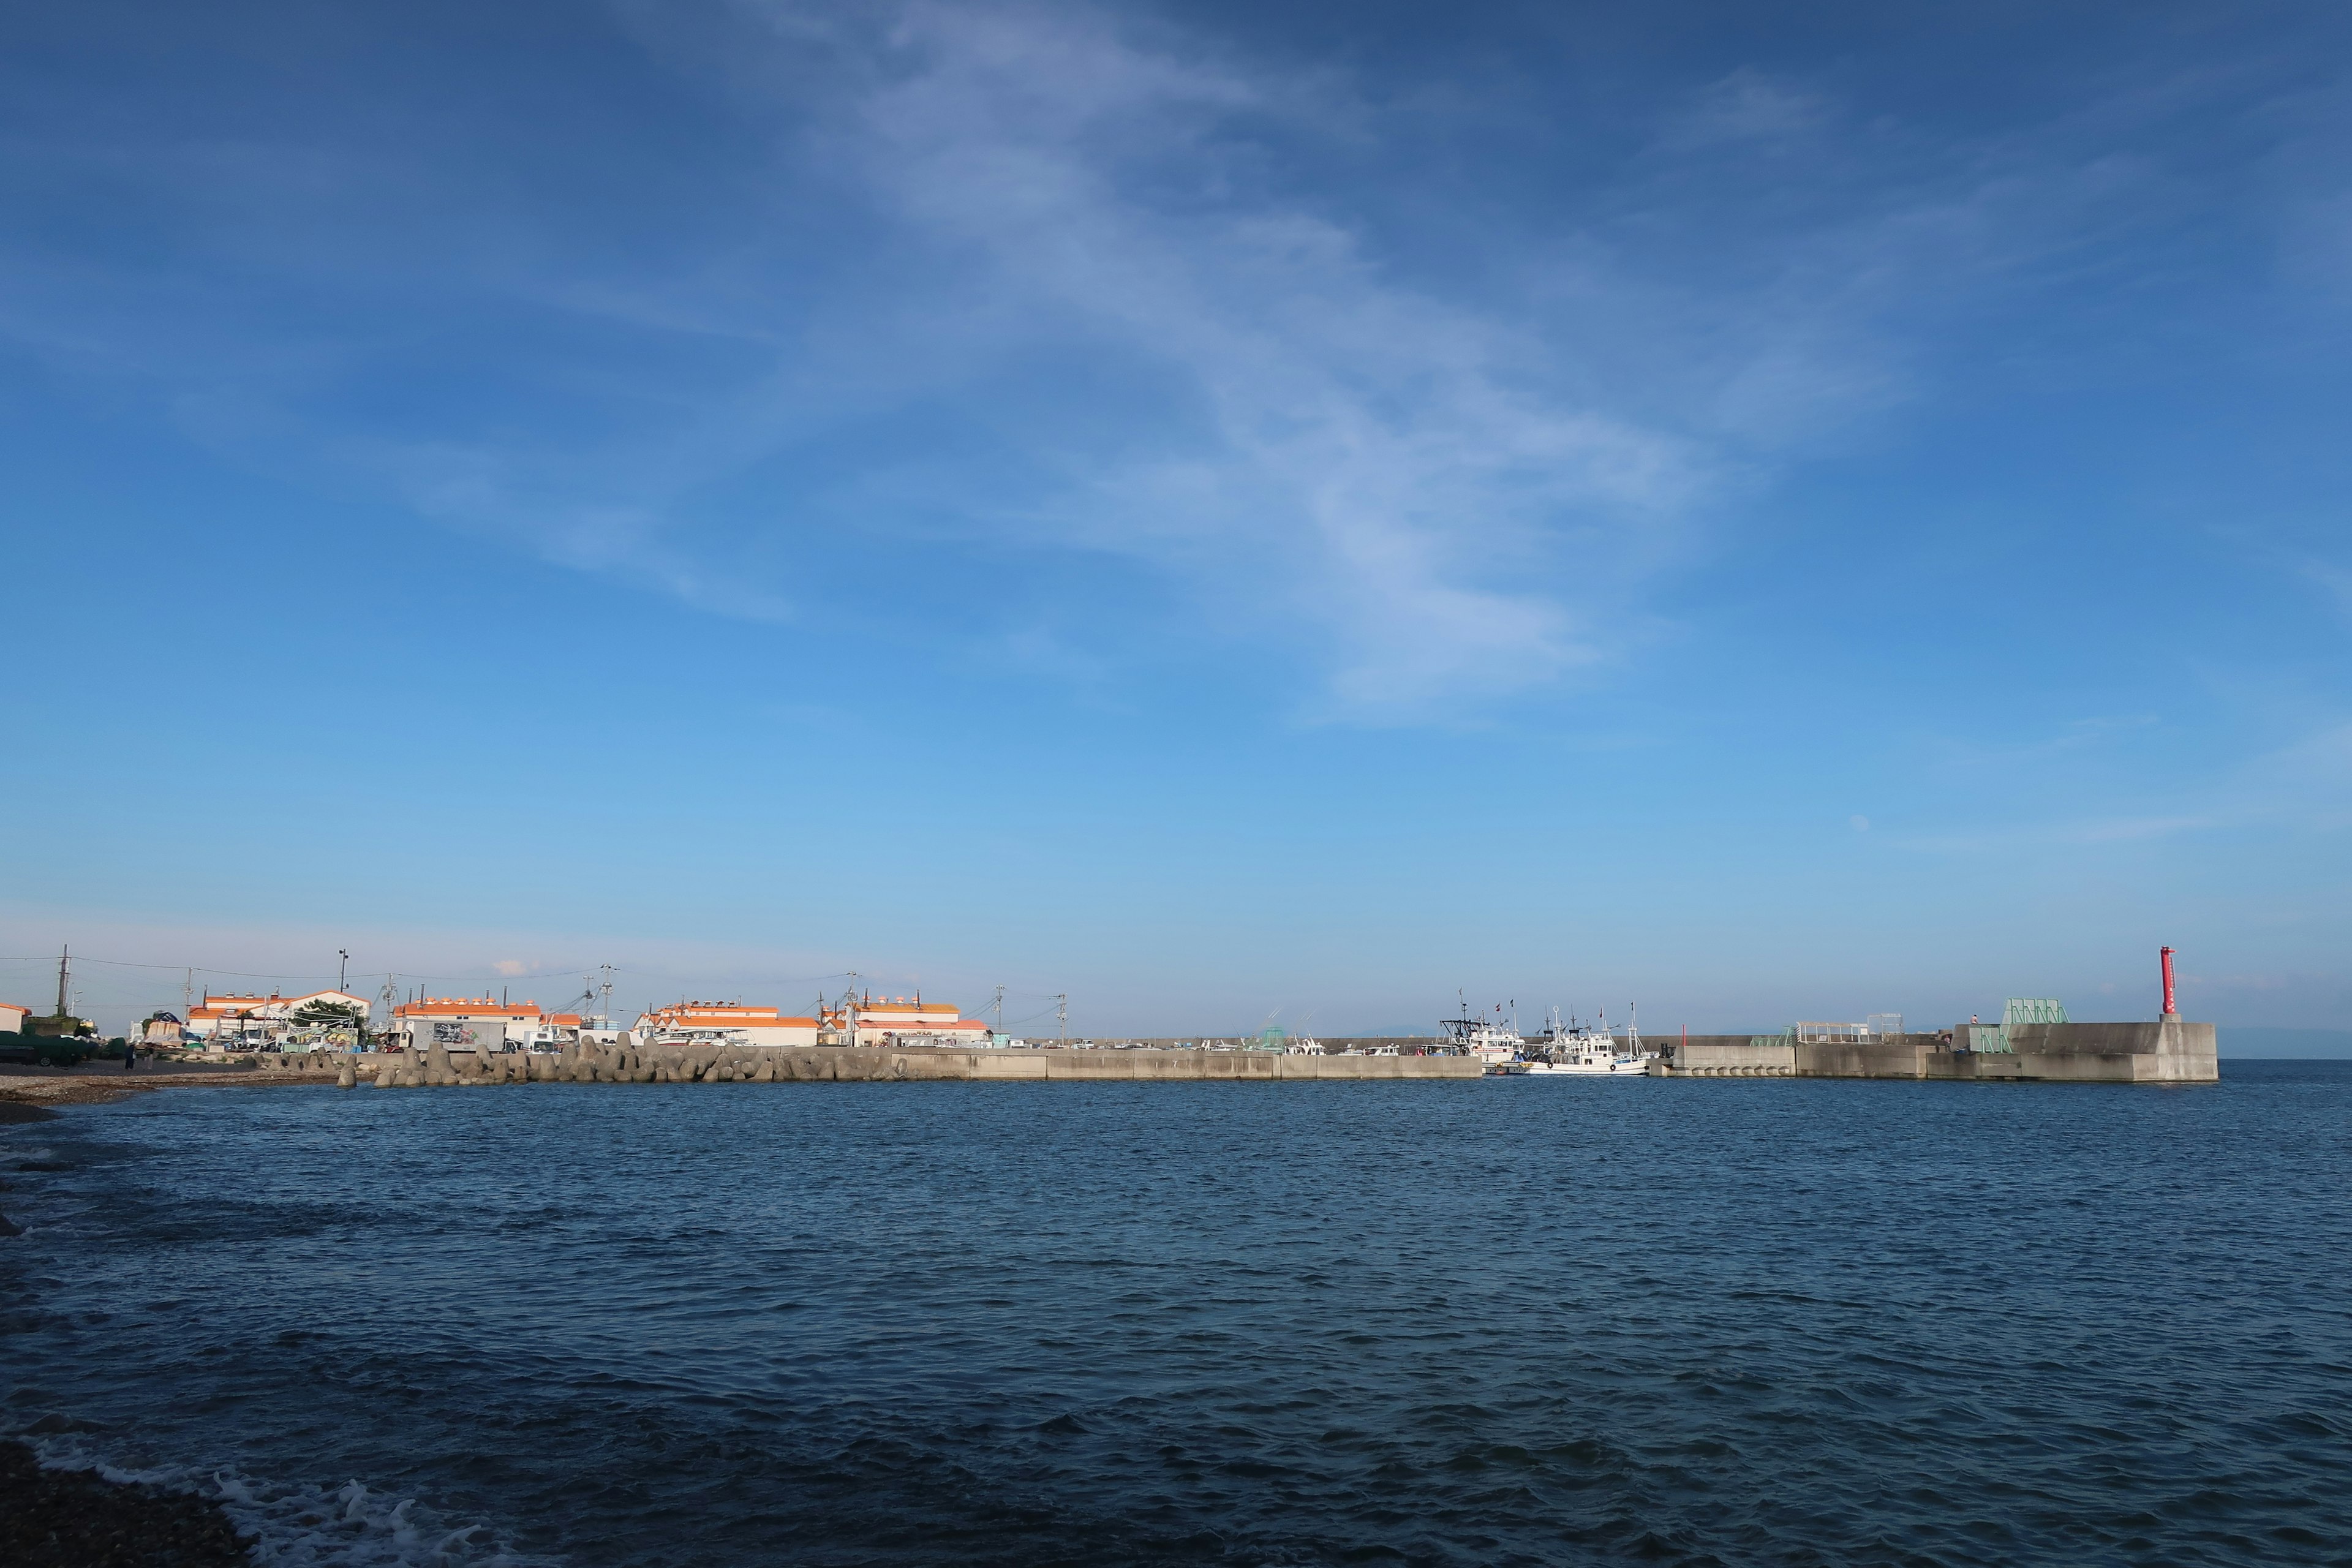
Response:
[0,1440,253,1567]
[0,1062,337,1110]
[1,1076,272,1563]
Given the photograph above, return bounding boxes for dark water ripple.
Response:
[3,1063,2350,1566]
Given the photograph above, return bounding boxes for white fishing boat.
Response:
[1440,993,1527,1069]
[1520,1006,1651,1076]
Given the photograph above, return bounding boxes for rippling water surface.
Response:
[4,1064,2350,1566]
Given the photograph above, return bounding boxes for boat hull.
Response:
[1520,1059,1647,1076]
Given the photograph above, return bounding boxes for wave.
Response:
[21,1437,557,1568]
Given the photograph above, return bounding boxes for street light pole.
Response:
[338,949,349,993]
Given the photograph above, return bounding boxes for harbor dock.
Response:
[342,1041,1486,1086]
[1653,1019,2217,1082]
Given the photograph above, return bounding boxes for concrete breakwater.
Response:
[341,1041,1483,1087]
[1655,1020,2217,1082]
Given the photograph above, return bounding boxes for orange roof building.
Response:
[635,1002,820,1049]
[830,992,995,1048]
[391,996,546,1053]
[187,989,371,1041]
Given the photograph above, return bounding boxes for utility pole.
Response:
[1055,993,1068,1045]
[183,968,194,1020]
[993,984,1005,1033]
[55,945,70,1020]
[598,963,614,1028]
[337,949,350,993]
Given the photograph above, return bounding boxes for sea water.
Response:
[2,1063,2348,1566]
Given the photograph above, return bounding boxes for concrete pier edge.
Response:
[334,1042,1487,1086]
[1651,1020,2218,1083]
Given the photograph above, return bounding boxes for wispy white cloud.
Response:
[1662,66,1825,150]
[1891,813,2212,854]
[766,0,1705,715]
[6,0,2343,720]
[2302,559,2352,621]
[1893,714,2352,853]
[1921,714,2163,771]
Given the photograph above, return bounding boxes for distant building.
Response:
[0,1003,26,1033]
[835,993,995,1049]
[391,997,546,1054]
[508,1012,589,1052]
[635,1003,820,1049]
[188,990,372,1049]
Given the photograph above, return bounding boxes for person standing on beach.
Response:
[123,1041,136,1072]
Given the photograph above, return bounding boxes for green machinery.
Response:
[1973,997,2068,1054]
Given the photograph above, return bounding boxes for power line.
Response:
[0,956,997,993]
[0,955,613,986]
[0,956,351,980]
[0,957,581,985]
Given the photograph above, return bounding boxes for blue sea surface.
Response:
[3,1063,2349,1566]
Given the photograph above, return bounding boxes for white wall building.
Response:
[187,990,372,1048]
[391,997,546,1053]
[635,1003,820,1049]
[845,995,996,1048]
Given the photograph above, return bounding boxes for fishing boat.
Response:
[1520,1006,1651,1076]
[1439,993,1527,1070]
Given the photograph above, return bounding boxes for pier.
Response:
[337,1040,1484,1087]
[1652,1019,2217,1082]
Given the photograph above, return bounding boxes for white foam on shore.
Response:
[26,1439,558,1567]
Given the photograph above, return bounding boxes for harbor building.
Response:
[635,1003,821,1049]
[828,992,995,1048]
[391,997,548,1054]
[189,989,372,1049]
[508,1012,590,1052]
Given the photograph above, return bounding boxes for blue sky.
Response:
[2,1,2348,1039]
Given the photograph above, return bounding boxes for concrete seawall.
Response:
[341,1043,1484,1087]
[1656,1020,2217,1083]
